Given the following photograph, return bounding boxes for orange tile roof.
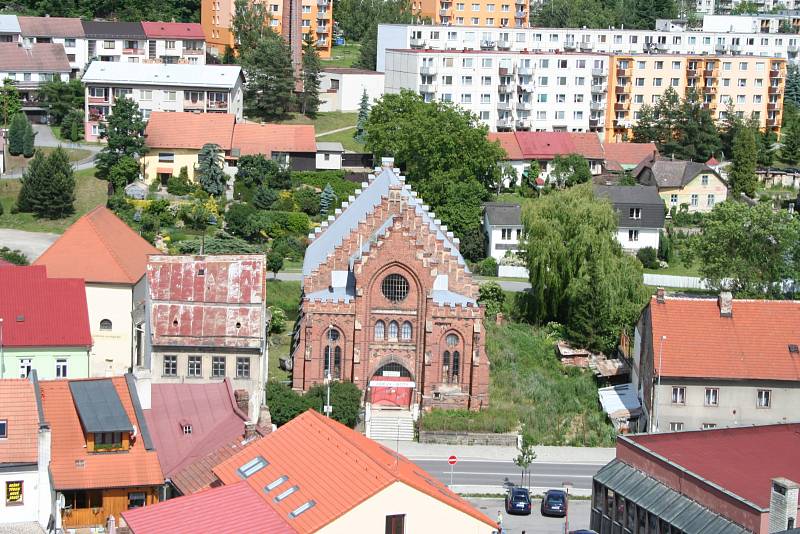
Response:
[34,206,160,284]
[488,132,524,160]
[0,379,40,465]
[40,377,164,490]
[232,123,317,156]
[569,132,604,160]
[213,410,496,532]
[648,296,800,381]
[602,142,658,167]
[144,112,235,151]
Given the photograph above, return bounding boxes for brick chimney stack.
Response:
[244,423,258,440]
[769,478,799,532]
[656,287,665,304]
[718,291,733,318]
[234,389,250,414]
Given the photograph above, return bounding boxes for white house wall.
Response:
[86,283,135,377]
[615,227,660,252]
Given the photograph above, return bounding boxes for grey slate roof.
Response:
[81,20,146,39]
[483,202,522,227]
[316,142,344,152]
[303,167,464,277]
[633,158,721,188]
[69,379,134,433]
[594,184,665,229]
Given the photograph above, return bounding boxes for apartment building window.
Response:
[635,78,644,86]
[462,58,473,68]
[538,76,548,86]
[163,355,177,377]
[447,31,458,40]
[461,93,472,104]
[669,422,684,432]
[636,61,645,69]
[479,111,490,120]
[461,75,472,85]
[574,94,584,103]
[557,77,566,86]
[575,76,584,85]
[722,78,730,87]
[555,111,564,119]
[501,3,509,10]
[165,91,177,102]
[755,79,763,88]
[537,94,547,103]
[539,59,549,68]
[481,93,491,103]
[140,89,152,100]
[557,59,567,69]
[481,58,492,68]
[628,229,639,242]
[691,194,698,207]
[671,386,686,404]
[442,57,454,67]
[556,94,565,103]
[188,356,201,377]
[704,387,719,406]
[456,2,464,9]
[212,356,226,378]
[757,389,771,408]
[671,61,681,69]
[671,78,679,87]
[486,18,494,24]
[655,61,663,70]
[536,111,546,120]
[722,62,732,71]
[573,111,583,120]
[486,3,495,10]
[441,75,452,85]
[236,357,251,379]
[103,40,115,49]
[653,78,662,87]
[739,62,747,70]
[629,208,641,219]
[702,423,717,430]
[440,93,452,102]
[738,79,746,87]
[166,40,176,49]
[65,38,76,47]
[471,2,479,9]
[301,5,310,11]
[707,194,715,207]
[471,17,479,24]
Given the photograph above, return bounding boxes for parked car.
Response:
[505,487,532,515]
[541,489,567,517]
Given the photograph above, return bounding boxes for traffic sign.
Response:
[448,455,458,465]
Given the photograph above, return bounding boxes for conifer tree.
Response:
[300,37,322,118]
[253,184,278,210]
[729,127,757,198]
[8,113,26,156]
[197,143,227,196]
[781,120,800,164]
[319,183,337,215]
[96,98,147,180]
[354,90,370,143]
[16,147,75,219]
[241,31,295,120]
[22,121,36,157]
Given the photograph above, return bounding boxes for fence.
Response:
[498,265,529,279]
[642,274,708,290]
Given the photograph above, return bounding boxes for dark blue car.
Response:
[505,487,532,515]
[541,489,568,517]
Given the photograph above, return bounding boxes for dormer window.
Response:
[70,380,134,453]
[94,432,123,451]
[629,208,641,220]
[182,424,192,434]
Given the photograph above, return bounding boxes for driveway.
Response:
[0,229,58,261]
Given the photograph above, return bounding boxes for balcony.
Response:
[480,40,496,50]
[790,44,800,53]
[498,84,514,94]
[515,0,525,4]
[497,101,512,111]
[515,118,531,130]
[498,40,511,50]
[730,44,741,53]
[702,86,717,94]
[88,95,110,104]
[655,43,670,52]
[317,10,328,19]
[410,38,425,48]
[769,85,781,94]
[589,118,600,127]
[767,118,779,127]
[497,118,514,129]
[591,84,606,93]
[768,102,781,111]
[317,0,329,5]
[770,68,784,78]
[516,101,532,111]
[613,118,631,129]
[316,26,329,34]
[499,67,510,76]
[715,43,727,53]
[702,102,717,111]
[615,85,628,94]
[439,8,450,16]
[123,48,143,55]
[580,42,593,51]
[420,65,437,75]
[183,48,204,55]
[703,69,717,78]
[616,68,629,76]
[515,10,526,18]
[564,42,576,51]
[517,66,533,76]
[207,100,229,110]
[184,99,205,109]
[519,83,535,92]
[316,38,328,47]
[592,68,606,77]
[419,83,437,93]
[614,102,628,111]
[686,69,698,78]
[590,101,604,111]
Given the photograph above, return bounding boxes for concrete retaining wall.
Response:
[419,430,519,447]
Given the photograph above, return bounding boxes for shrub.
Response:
[272,235,306,261]
[475,257,498,277]
[145,199,176,227]
[174,232,260,254]
[306,381,362,428]
[270,191,295,211]
[478,282,506,317]
[268,306,287,336]
[8,113,26,156]
[266,381,311,426]
[636,247,659,269]
[167,167,193,195]
[252,185,277,209]
[293,187,320,216]
[0,247,29,265]
[657,231,673,263]
[61,109,85,141]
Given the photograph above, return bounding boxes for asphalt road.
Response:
[469,497,591,534]
[412,458,600,491]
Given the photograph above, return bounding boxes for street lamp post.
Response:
[651,335,667,433]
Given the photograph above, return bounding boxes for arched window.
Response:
[443,334,461,384]
[323,328,343,379]
[452,351,460,383]
[446,333,459,347]
[401,321,412,341]
[442,351,450,382]
[100,319,112,331]
[374,321,385,341]
[388,321,399,340]
[333,346,342,378]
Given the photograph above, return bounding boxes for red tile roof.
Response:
[602,142,658,167]
[146,255,266,349]
[568,132,604,160]
[0,266,91,348]
[170,440,248,495]
[513,131,604,160]
[144,112,235,151]
[648,296,800,381]
[488,132,524,160]
[232,123,317,156]
[0,42,70,72]
[34,206,160,284]
[40,377,164,490]
[17,16,84,37]
[141,22,205,39]
[123,481,296,534]
[626,423,800,509]
[0,379,40,465]
[706,156,720,166]
[143,381,253,479]
[213,410,496,533]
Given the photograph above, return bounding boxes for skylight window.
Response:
[274,485,299,503]
[289,500,316,518]
[265,475,288,492]
[237,456,268,479]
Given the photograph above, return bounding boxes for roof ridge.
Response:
[84,207,138,282]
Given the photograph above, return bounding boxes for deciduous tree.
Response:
[0,79,22,127]
[550,154,591,188]
[96,98,147,180]
[231,0,270,53]
[38,79,84,125]
[267,249,284,278]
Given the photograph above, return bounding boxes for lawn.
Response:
[266,279,302,383]
[276,111,358,135]
[5,147,93,173]
[316,127,365,152]
[642,250,701,277]
[321,43,361,68]
[420,322,617,447]
[0,168,107,233]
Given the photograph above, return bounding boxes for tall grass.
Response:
[266,279,301,322]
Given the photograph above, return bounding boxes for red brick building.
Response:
[290,163,490,412]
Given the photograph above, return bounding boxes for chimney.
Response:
[656,287,665,304]
[234,389,250,414]
[769,478,799,533]
[244,423,258,440]
[718,291,733,318]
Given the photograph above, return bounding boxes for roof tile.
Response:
[232,123,317,156]
[144,112,235,151]
[0,42,70,72]
[17,16,84,37]
[141,22,205,39]
[0,379,39,465]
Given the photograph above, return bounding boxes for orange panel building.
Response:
[411,0,529,28]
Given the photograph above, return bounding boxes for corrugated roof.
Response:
[17,16,84,37]
[0,379,39,465]
[0,42,70,72]
[122,481,296,533]
[34,206,160,284]
[514,131,604,160]
[483,202,522,227]
[141,21,204,39]
[81,20,146,39]
[0,266,91,348]
[627,423,800,510]
[232,123,317,156]
[648,296,800,381]
[213,410,496,532]
[82,62,242,89]
[69,380,134,434]
[146,255,266,349]
[41,377,164,490]
[0,15,21,34]
[145,112,235,150]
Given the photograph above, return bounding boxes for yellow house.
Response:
[633,155,728,213]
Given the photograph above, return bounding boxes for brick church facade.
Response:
[290,163,490,411]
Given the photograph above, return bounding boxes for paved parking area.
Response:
[467,497,591,534]
[0,229,58,261]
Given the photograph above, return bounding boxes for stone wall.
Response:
[419,430,519,447]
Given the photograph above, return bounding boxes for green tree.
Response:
[266,381,311,426]
[521,185,650,351]
[38,79,84,125]
[17,147,75,219]
[268,306,287,336]
[550,154,591,188]
[354,0,414,70]
[354,89,370,143]
[0,247,29,265]
[513,434,537,488]
[300,37,322,118]
[167,166,193,195]
[231,0,270,53]
[108,156,140,191]
[8,113,27,156]
[61,108,85,141]
[22,121,36,158]
[293,187,320,215]
[478,281,506,318]
[781,119,800,164]
[242,32,295,121]
[785,65,800,107]
[673,89,721,162]
[197,143,227,196]
[236,154,279,188]
[732,0,760,13]
[636,247,659,269]
[96,98,147,180]
[305,381,363,428]
[319,182,337,215]
[253,184,278,209]
[0,79,22,127]
[267,249,284,278]
[688,202,800,298]
[729,127,758,198]
[758,129,778,168]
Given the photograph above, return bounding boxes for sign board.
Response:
[448,455,458,466]
[368,380,416,388]
[323,405,333,414]
[6,480,23,505]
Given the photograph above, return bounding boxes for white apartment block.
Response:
[81,62,243,141]
[385,49,607,133]
[17,16,89,76]
[377,23,800,72]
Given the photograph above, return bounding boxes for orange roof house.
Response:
[40,375,164,530]
[231,123,317,157]
[144,112,235,151]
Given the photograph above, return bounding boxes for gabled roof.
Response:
[146,255,266,349]
[145,112,235,150]
[81,20,146,39]
[41,377,164,490]
[170,439,249,495]
[122,481,296,534]
[232,123,317,156]
[213,410,497,532]
[647,296,800,381]
[143,381,254,480]
[625,423,800,510]
[602,142,658,168]
[594,185,665,229]
[82,62,242,89]
[488,132,524,160]
[69,379,134,434]
[483,202,522,227]
[569,132,605,160]
[141,22,204,39]
[0,378,40,465]
[34,206,159,284]
[514,131,604,160]
[633,157,721,188]
[0,266,91,348]
[17,16,84,37]
[0,42,70,72]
